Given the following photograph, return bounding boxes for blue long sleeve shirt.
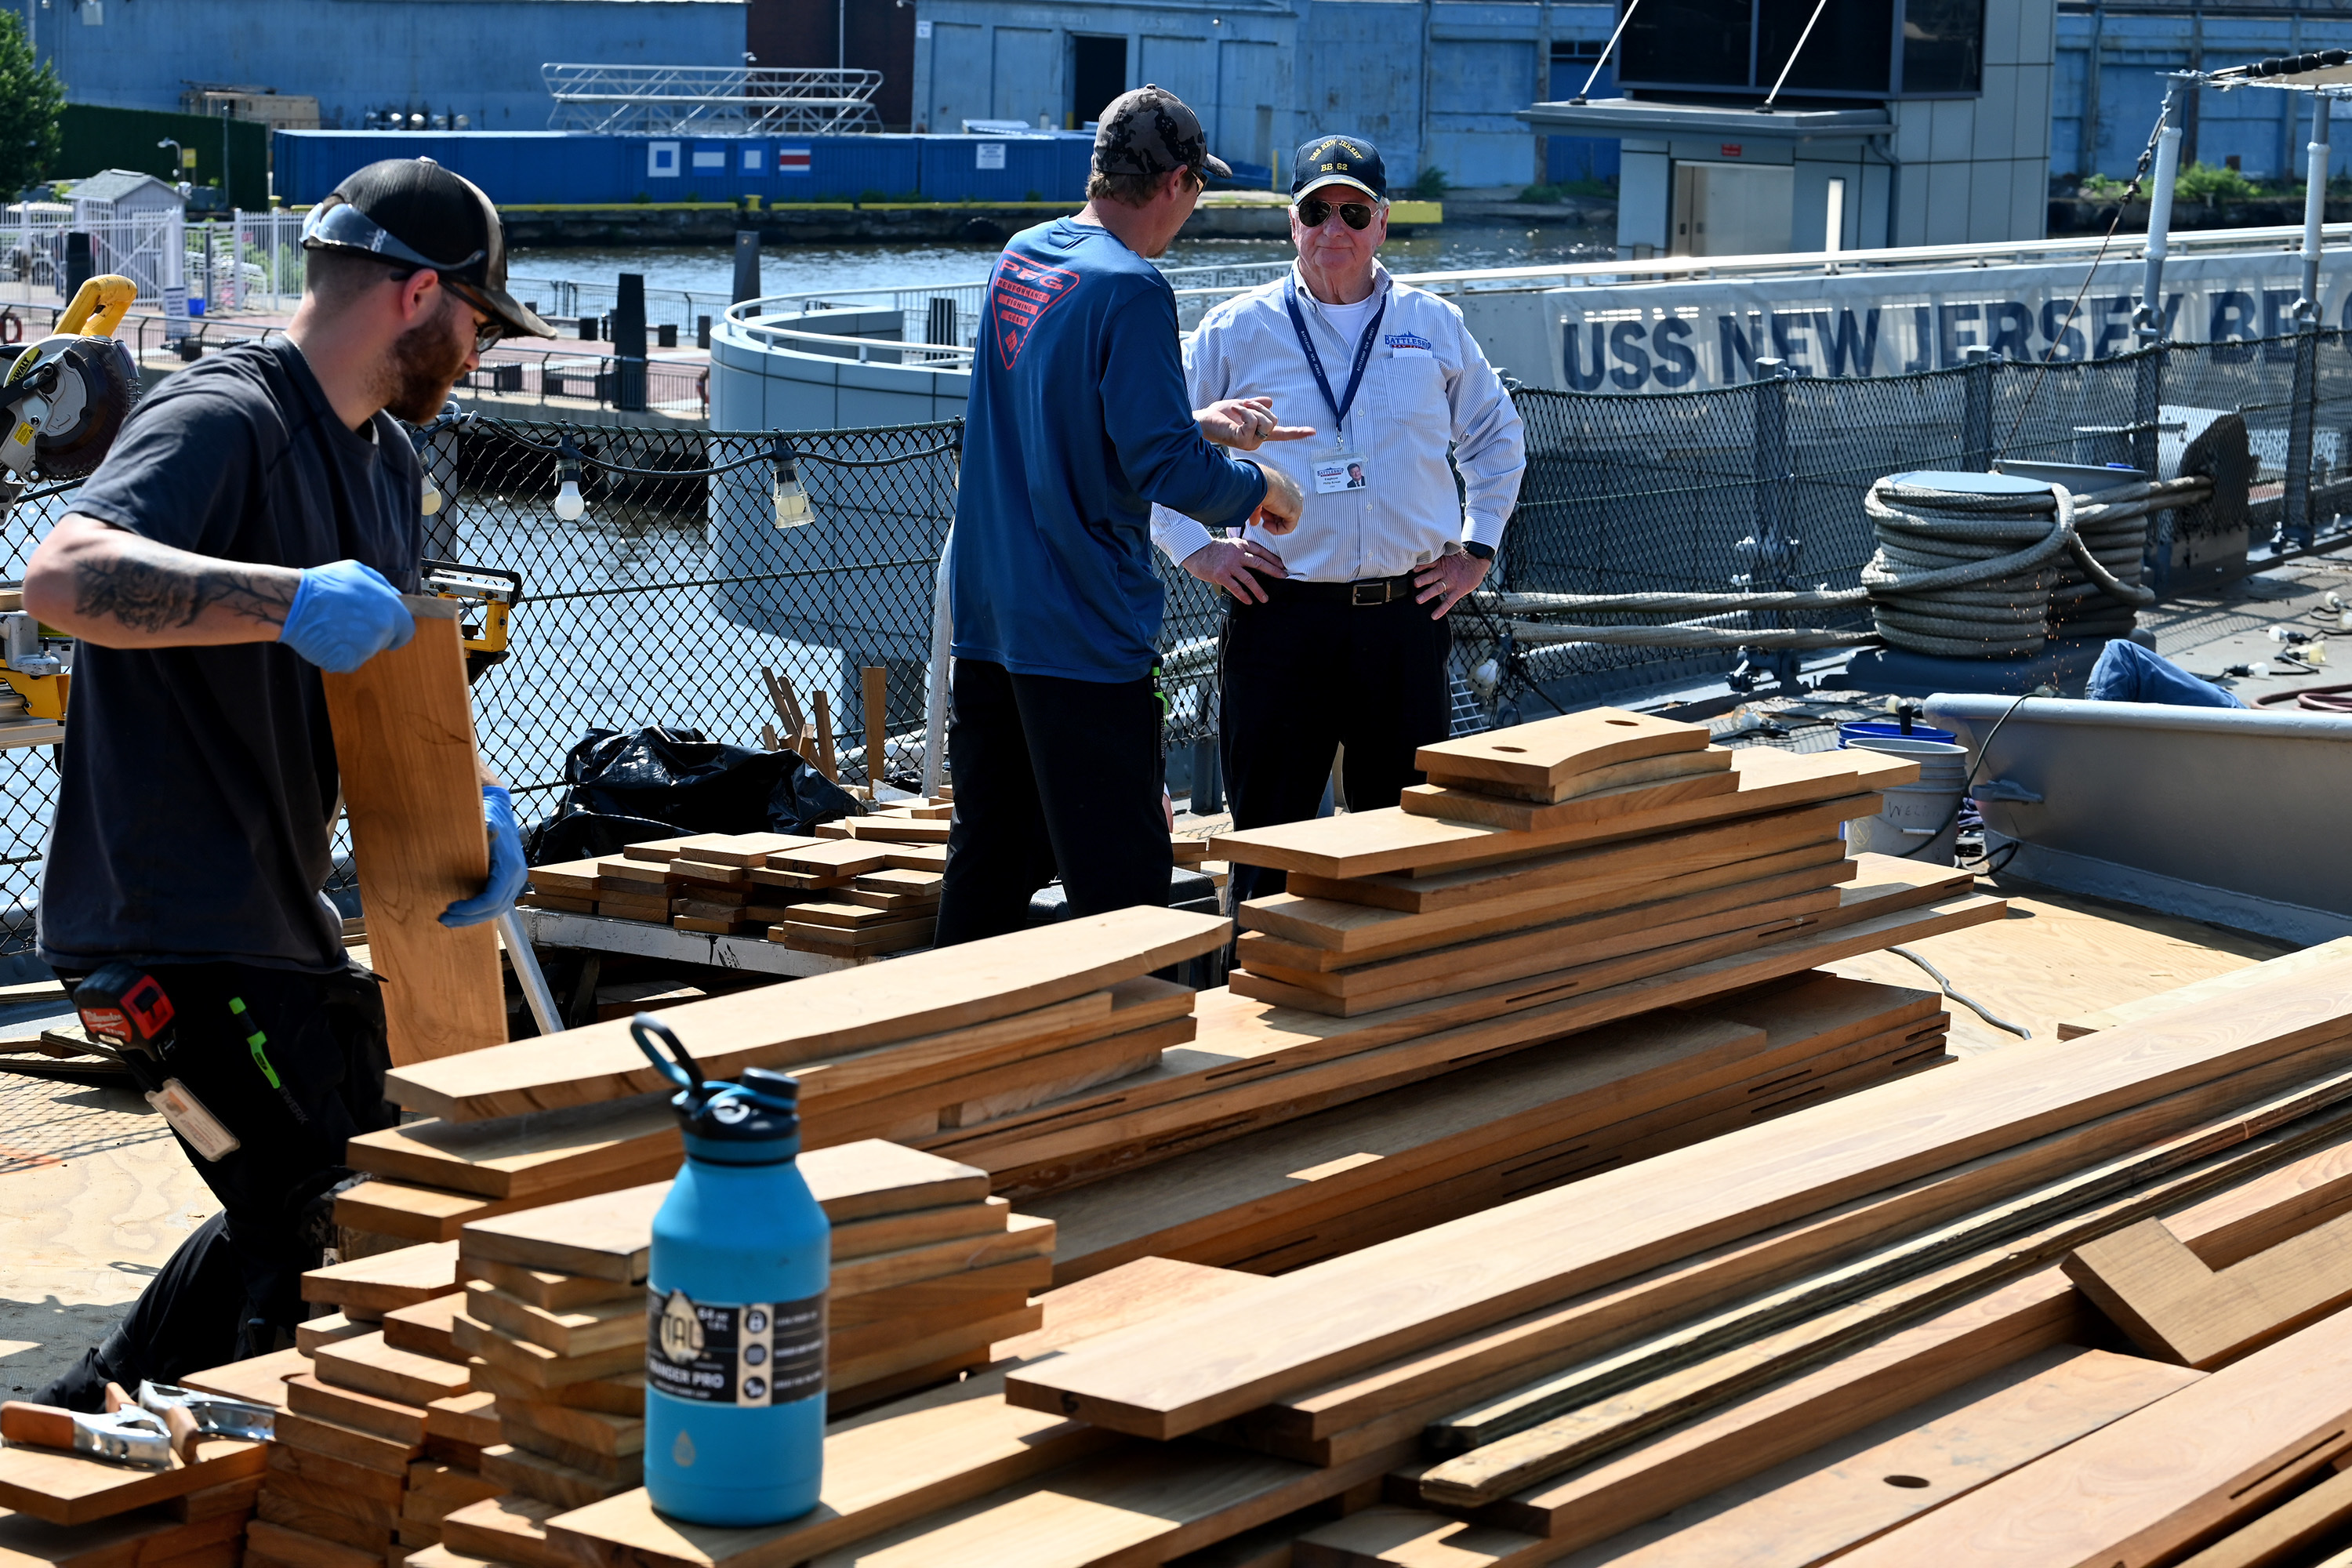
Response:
[951,218,1268,683]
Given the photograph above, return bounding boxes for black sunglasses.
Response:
[1297,198,1376,231]
[443,279,506,353]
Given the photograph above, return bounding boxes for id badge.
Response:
[1311,452,1370,495]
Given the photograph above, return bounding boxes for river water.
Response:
[508,220,1615,303]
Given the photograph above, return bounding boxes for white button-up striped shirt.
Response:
[1149,261,1526,583]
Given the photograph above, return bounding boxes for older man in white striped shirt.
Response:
[1152,134,1526,901]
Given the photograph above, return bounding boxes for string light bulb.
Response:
[772,438,811,528]
[554,439,586,521]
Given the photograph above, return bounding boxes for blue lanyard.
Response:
[1283,278,1387,435]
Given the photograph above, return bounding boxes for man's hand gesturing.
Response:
[1197,396,1316,452]
[1181,537,1290,604]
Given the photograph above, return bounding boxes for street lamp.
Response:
[155,137,183,183]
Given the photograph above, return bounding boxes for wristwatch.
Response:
[1462,541,1496,562]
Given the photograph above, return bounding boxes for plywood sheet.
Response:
[321,606,500,1065]
[1413,710,1707,793]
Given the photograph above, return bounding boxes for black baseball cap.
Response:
[301,158,556,340]
[1094,85,1232,182]
[1290,135,1387,203]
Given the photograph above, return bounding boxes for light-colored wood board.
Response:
[2064,1205,2352,1369]
[1003,949,2352,1439]
[285,1370,430,1446]
[465,1281,643,1358]
[1826,884,2290,1058]
[1835,1306,2352,1567]
[177,1346,307,1411]
[1236,887,1843,1016]
[425,1390,502,1448]
[2059,935,2352,1038]
[934,889,2004,1198]
[301,1241,461,1316]
[321,612,503,1065]
[1265,803,1857,925]
[0,1442,266,1528]
[0,1497,241,1568]
[831,1212,1055,1296]
[495,1399,643,1458]
[1414,710,1708,792]
[334,1154,681,1243]
[832,1197,1010,1261]
[383,1290,470,1362]
[1423,746,1733,808]
[546,1259,1267,1568]
[1213,749,1918,880]
[1236,843,1852,971]
[437,1495,568,1568]
[387,907,1230,1122]
[466,1363,642,1414]
[313,1332,473,1406]
[454,1310,642,1387]
[2171,1462,2352,1568]
[1577,1347,2202,1568]
[1399,767,1740,833]
[826,1018,1189,1145]
[274,1409,425,1475]
[457,1258,639,1312]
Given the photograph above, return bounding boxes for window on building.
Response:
[1620,0,1977,97]
[1900,0,1984,93]
[1072,36,1128,129]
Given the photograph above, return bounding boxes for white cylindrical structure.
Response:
[2300,95,2332,319]
[2139,89,2184,341]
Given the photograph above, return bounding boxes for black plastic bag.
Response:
[523,727,861,864]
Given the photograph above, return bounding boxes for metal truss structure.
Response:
[542,64,884,136]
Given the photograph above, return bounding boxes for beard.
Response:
[381,307,474,423]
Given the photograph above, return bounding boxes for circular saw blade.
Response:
[32,337,140,481]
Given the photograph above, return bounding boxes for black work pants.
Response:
[38,961,393,1408]
[1221,590,1454,905]
[935,658,1172,946]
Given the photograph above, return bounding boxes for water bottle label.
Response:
[647,1287,826,1407]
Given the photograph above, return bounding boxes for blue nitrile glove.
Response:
[278,560,414,673]
[441,785,528,927]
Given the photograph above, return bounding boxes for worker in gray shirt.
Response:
[1152,135,1524,902]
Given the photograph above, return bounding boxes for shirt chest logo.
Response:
[989,256,1081,369]
[1385,331,1433,353]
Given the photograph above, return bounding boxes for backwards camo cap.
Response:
[1093,85,1232,181]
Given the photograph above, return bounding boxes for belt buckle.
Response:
[1350,580,1385,607]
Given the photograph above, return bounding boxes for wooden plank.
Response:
[1004,953,2352,1439]
[383,1290,470,1363]
[861,666,888,786]
[2172,1461,2352,1568]
[438,1496,569,1568]
[334,1152,682,1243]
[1212,748,1918,881]
[2057,936,2352,1038]
[177,1347,305,1412]
[495,1401,643,1458]
[546,1258,1266,1568]
[459,1259,637,1312]
[1412,710,1708,793]
[386,907,1231,1122]
[1570,1348,2202,1568]
[1399,765,1740,833]
[313,1333,473,1407]
[426,1391,503,1449]
[832,1018,1191,1145]
[274,1410,425,1475]
[2063,1206,2352,1368]
[454,1310,643,1388]
[285,1372,430,1446]
[465,1280,643,1356]
[1234,887,1844,1016]
[1422,746,1733,807]
[0,1442,267,1528]
[831,1214,1054,1296]
[938,890,2003,1198]
[321,609,503,1066]
[303,1245,462,1316]
[1236,844,1851,972]
[833,1199,1009,1261]
[1835,1306,2352,1567]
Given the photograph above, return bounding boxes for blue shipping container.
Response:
[274,130,1087,206]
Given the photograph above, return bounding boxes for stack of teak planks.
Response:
[0,1408,265,1568]
[328,912,1229,1253]
[424,1143,1058,1568]
[514,832,947,959]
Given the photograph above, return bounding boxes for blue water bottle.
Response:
[630,1015,830,1526]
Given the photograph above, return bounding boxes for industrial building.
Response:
[13,0,745,132]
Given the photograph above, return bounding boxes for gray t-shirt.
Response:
[38,339,424,973]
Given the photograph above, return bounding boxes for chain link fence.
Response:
[5,330,2352,960]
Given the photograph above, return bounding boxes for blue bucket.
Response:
[1838,719,1957,748]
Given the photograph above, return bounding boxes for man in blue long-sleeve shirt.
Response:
[938,85,1308,944]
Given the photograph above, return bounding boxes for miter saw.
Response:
[0,274,140,733]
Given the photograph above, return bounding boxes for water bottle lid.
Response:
[674,1076,801,1144]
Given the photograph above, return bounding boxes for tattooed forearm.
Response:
[71,548,297,633]
[24,515,304,648]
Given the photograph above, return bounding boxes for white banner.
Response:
[1451,251,2352,394]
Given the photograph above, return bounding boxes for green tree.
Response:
[0,13,62,195]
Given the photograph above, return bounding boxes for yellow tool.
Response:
[423,560,521,675]
[0,275,141,731]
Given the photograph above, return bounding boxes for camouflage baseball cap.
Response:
[1093,85,1232,181]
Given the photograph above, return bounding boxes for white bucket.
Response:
[1844,735,1969,864]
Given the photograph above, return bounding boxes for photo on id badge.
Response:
[1313,453,1368,493]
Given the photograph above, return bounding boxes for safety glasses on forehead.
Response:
[1296,197,1377,230]
[301,201,486,277]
